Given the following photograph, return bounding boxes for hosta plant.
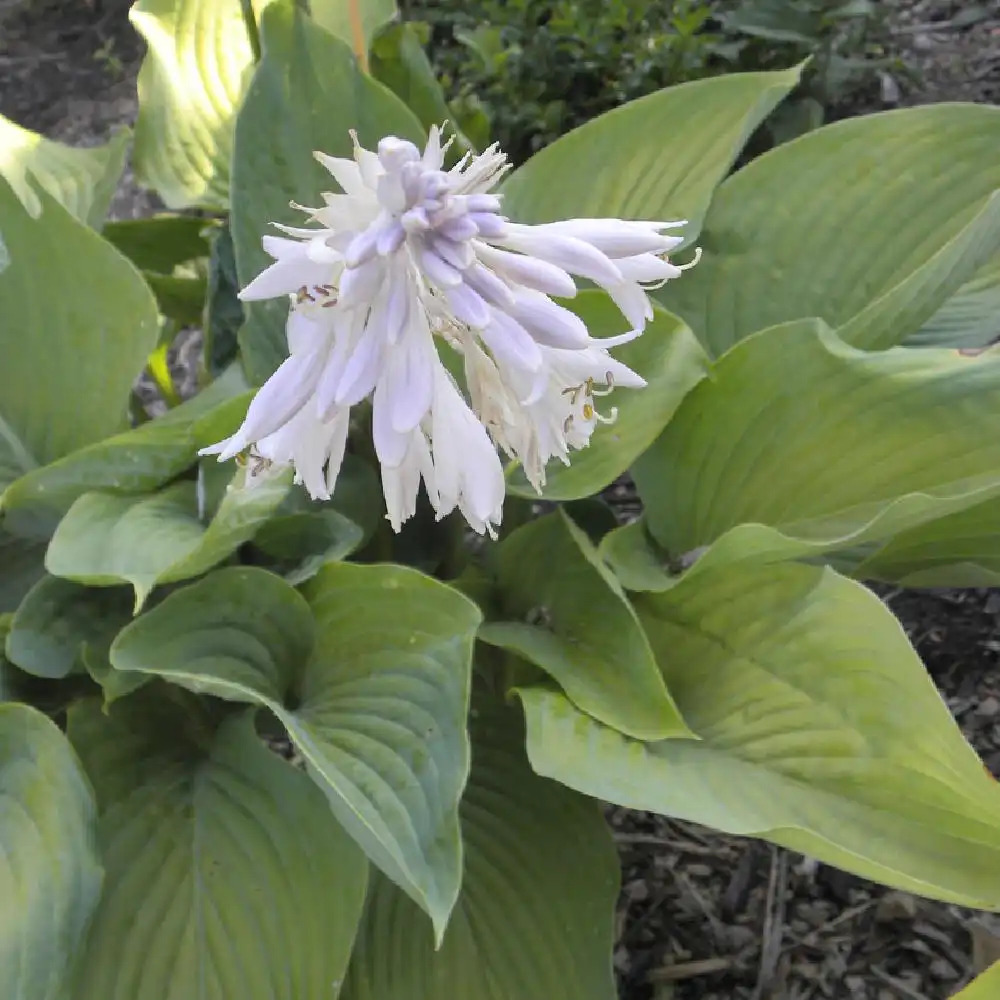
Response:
[3,1,1000,998]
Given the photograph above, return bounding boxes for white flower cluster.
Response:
[203,128,695,536]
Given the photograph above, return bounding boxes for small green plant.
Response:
[3,1,1000,998]
[401,0,892,162]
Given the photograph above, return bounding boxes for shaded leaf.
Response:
[203,222,244,376]
[45,474,289,610]
[342,699,619,1000]
[101,214,212,273]
[69,701,368,1000]
[908,252,1000,350]
[857,498,1000,587]
[6,575,132,679]
[0,531,46,613]
[480,510,690,740]
[0,702,102,1000]
[109,563,480,937]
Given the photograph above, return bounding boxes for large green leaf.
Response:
[0,113,128,227]
[45,474,288,610]
[0,702,102,1000]
[500,66,803,243]
[108,563,481,938]
[632,321,1000,571]
[659,105,1000,356]
[908,252,1000,349]
[311,0,398,51]
[0,177,159,494]
[0,365,250,540]
[479,510,690,741]
[102,215,212,273]
[5,576,133,680]
[130,0,256,209]
[231,2,424,383]
[521,560,1000,908]
[69,700,368,1000]
[954,962,1000,999]
[505,294,708,500]
[856,497,1000,587]
[342,699,619,1000]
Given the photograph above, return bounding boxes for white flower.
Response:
[202,127,696,533]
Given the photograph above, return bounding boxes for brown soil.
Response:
[2,2,999,998]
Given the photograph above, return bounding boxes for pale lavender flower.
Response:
[202,128,696,533]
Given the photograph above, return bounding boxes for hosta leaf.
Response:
[521,560,1000,908]
[479,510,691,741]
[0,365,250,540]
[69,701,367,1000]
[232,1,424,383]
[109,563,481,938]
[954,962,1000,999]
[0,113,128,227]
[311,0,398,51]
[504,294,708,500]
[45,475,288,610]
[102,215,212,273]
[6,576,133,679]
[342,699,619,1000]
[660,105,1000,356]
[908,252,1000,349]
[0,702,102,1000]
[0,176,158,494]
[633,320,1000,570]
[857,497,1000,587]
[130,0,256,209]
[501,65,803,245]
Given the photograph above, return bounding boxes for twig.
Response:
[648,956,734,983]
[753,848,788,1000]
[871,966,931,1000]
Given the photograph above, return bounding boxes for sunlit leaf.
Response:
[0,112,128,227]
[522,560,1000,908]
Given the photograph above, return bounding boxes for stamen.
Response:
[677,247,702,271]
[563,414,574,434]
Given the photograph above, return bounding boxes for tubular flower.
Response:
[202,127,697,534]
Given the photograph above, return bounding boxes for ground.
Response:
[2,1,1000,997]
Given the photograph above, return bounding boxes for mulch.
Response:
[2,1,1000,997]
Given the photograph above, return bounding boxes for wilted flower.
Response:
[202,127,696,534]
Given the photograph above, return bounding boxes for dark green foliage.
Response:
[400,0,891,163]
